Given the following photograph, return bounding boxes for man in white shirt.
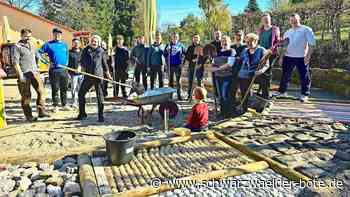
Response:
[274,13,316,102]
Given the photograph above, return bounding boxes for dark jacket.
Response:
[68,48,82,75]
[185,43,200,66]
[131,44,147,67]
[81,46,109,79]
[114,46,129,72]
[147,43,164,68]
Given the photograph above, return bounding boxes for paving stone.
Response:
[257,134,289,144]
[270,142,300,155]
[315,159,350,175]
[270,124,284,130]
[63,181,81,195]
[312,150,336,161]
[46,176,64,186]
[32,182,46,193]
[22,162,37,169]
[17,176,31,191]
[311,124,333,132]
[332,123,348,131]
[295,163,329,179]
[310,132,334,140]
[258,148,282,158]
[273,153,307,168]
[255,127,275,136]
[39,171,59,180]
[293,134,318,142]
[46,185,62,197]
[0,179,16,193]
[334,151,350,161]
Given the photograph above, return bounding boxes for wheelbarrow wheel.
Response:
[159,101,179,119]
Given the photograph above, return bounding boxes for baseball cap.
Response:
[52,28,63,33]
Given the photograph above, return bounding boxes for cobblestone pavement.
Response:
[152,169,306,197]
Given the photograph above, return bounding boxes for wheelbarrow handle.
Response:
[62,66,133,88]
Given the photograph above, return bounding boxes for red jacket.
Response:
[186,102,208,129]
[257,25,281,55]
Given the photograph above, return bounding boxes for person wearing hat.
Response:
[39,27,69,112]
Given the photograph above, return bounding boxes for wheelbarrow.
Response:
[106,87,179,126]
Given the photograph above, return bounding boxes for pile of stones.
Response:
[0,156,80,197]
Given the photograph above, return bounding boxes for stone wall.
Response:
[272,68,350,97]
[181,66,350,97]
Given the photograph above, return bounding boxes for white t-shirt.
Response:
[283,25,316,58]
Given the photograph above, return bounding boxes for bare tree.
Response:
[4,0,41,11]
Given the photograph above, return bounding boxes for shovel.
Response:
[62,66,145,96]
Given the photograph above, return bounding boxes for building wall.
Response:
[0,2,74,46]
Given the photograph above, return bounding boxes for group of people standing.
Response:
[208,12,315,118]
[12,12,315,123]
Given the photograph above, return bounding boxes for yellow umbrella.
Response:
[144,0,157,45]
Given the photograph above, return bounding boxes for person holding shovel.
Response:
[185,34,204,100]
[210,35,237,119]
[77,35,112,122]
[238,33,270,113]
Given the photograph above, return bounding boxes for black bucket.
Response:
[248,94,270,113]
[103,131,136,166]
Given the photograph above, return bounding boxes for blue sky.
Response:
[158,0,270,28]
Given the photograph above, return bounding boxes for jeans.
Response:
[49,69,69,107]
[279,56,311,96]
[114,71,128,97]
[17,72,46,119]
[149,65,163,90]
[134,65,148,90]
[215,76,233,117]
[169,66,182,98]
[70,75,83,106]
[78,78,104,119]
[187,64,204,97]
[255,75,270,99]
[231,75,240,107]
